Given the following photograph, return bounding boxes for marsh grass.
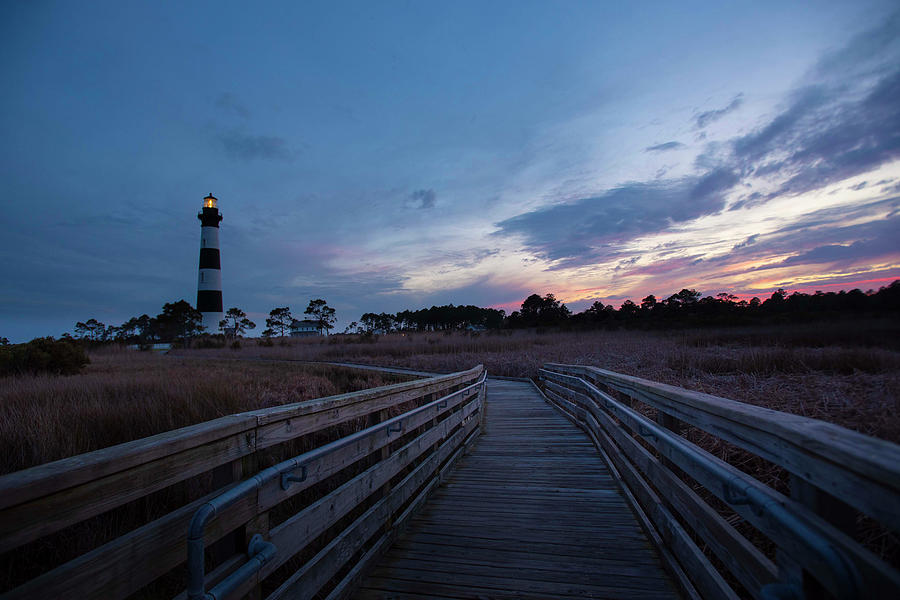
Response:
[0,349,411,475]
[176,322,900,582]
[4,322,897,595]
[0,350,414,595]
[175,321,900,442]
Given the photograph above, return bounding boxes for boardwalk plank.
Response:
[352,380,679,600]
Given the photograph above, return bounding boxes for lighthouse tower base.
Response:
[201,312,224,334]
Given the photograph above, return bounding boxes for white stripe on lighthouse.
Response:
[201,226,220,249]
[202,312,223,332]
[198,268,222,290]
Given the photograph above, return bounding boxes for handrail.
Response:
[187,370,487,600]
[0,365,481,515]
[539,363,900,600]
[0,364,484,600]
[544,362,900,529]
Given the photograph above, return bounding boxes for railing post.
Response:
[242,511,270,600]
[655,410,682,471]
[209,456,246,565]
[479,377,486,434]
[378,407,394,530]
[778,474,857,597]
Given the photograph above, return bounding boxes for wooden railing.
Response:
[0,365,485,599]
[539,363,900,600]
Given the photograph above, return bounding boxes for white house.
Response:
[290,319,324,337]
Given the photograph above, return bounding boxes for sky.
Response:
[1,1,899,341]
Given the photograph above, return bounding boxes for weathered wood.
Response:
[352,380,679,600]
[0,366,481,556]
[589,415,739,599]
[255,385,473,512]
[546,376,777,597]
[270,412,479,600]
[3,484,256,600]
[0,414,255,511]
[545,363,900,531]
[0,367,479,510]
[0,427,256,553]
[542,384,731,599]
[541,365,900,598]
[0,366,483,599]
[215,394,483,600]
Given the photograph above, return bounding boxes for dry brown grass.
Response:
[0,350,417,596]
[174,320,900,443]
[0,348,411,476]
[175,322,900,581]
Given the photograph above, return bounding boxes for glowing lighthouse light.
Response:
[197,193,223,333]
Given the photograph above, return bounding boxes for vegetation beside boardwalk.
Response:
[176,320,900,445]
[0,351,412,476]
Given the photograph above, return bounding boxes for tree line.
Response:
[350,305,506,333]
[64,298,337,345]
[10,280,898,348]
[509,282,900,329]
[349,282,899,332]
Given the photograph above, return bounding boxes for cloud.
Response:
[494,14,900,276]
[645,141,684,153]
[695,94,743,129]
[215,93,251,119]
[722,14,900,201]
[408,188,436,209]
[219,131,292,161]
[494,168,737,268]
[730,69,900,198]
[732,234,759,250]
[776,213,900,267]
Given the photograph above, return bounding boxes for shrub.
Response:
[0,337,89,377]
[195,335,226,349]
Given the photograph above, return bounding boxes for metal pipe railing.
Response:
[539,367,861,600]
[187,370,486,600]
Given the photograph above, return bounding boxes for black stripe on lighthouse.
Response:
[197,290,223,313]
[198,248,220,269]
[198,207,223,227]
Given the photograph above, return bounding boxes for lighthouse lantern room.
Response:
[197,193,223,333]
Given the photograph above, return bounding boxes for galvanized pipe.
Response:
[186,370,485,599]
[539,368,861,600]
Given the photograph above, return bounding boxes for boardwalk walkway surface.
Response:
[353,379,680,599]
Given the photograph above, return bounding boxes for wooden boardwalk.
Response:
[353,379,679,599]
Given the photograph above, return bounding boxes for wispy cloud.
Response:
[645,141,684,153]
[407,188,436,209]
[218,131,292,161]
[215,93,251,119]
[494,168,738,268]
[495,12,900,276]
[695,94,743,129]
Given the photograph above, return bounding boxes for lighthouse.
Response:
[197,193,223,333]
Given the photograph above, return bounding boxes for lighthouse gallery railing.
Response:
[0,364,485,600]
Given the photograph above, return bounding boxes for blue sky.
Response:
[2,1,899,341]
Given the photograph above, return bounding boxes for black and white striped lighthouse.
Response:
[197,193,223,332]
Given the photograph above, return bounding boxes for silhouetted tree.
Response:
[219,307,256,337]
[156,300,203,343]
[265,307,293,337]
[74,318,106,341]
[515,293,570,327]
[305,299,336,335]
